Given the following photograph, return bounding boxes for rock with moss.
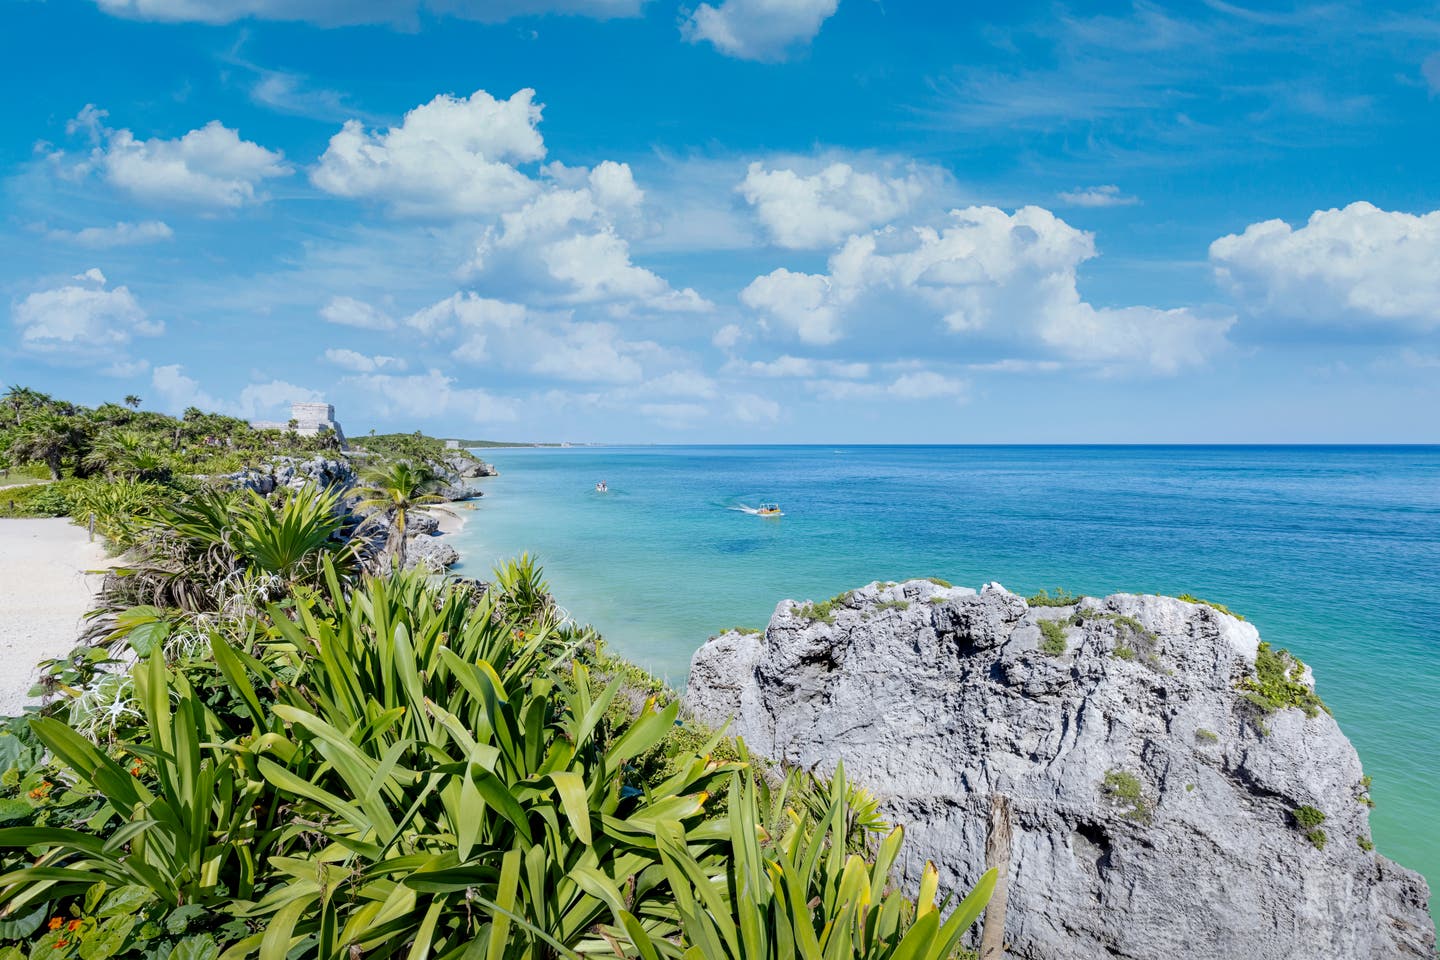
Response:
[686,582,1433,960]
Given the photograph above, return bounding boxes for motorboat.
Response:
[757,502,782,516]
[595,481,608,493]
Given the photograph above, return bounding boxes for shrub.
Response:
[1195,728,1219,743]
[1038,618,1068,656]
[1292,805,1326,830]
[1177,593,1245,621]
[926,577,953,587]
[1357,836,1375,852]
[1027,588,1081,607]
[875,598,910,612]
[1240,643,1329,718]
[793,590,853,624]
[1102,770,1151,823]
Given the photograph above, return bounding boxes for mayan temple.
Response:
[251,401,347,448]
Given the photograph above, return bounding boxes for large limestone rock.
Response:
[686,579,1434,960]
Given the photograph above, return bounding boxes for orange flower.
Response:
[48,917,63,930]
[55,940,68,949]
[67,919,81,931]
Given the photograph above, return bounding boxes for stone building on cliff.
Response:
[252,401,347,448]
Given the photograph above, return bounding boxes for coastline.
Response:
[0,518,115,715]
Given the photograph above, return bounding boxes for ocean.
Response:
[448,444,1440,895]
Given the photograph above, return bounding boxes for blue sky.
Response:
[2,0,1439,442]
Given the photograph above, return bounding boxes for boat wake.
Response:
[729,503,784,517]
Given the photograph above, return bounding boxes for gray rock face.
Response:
[224,456,356,494]
[404,536,459,572]
[442,453,497,479]
[686,579,1435,960]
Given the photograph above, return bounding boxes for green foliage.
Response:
[1291,805,1325,830]
[1240,643,1329,719]
[1357,836,1374,852]
[1195,728,1219,743]
[1176,594,1245,620]
[1026,588,1081,607]
[0,558,993,958]
[1102,770,1151,823]
[1038,618,1068,656]
[0,479,83,518]
[1111,645,1136,661]
[924,577,952,588]
[793,591,854,625]
[68,478,169,549]
[874,599,910,612]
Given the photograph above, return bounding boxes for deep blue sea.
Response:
[449,445,1440,896]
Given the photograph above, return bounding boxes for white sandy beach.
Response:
[434,507,469,536]
[0,519,115,715]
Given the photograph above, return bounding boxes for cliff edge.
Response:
[686,579,1435,959]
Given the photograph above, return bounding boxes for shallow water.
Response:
[449,444,1440,895]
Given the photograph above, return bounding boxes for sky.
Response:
[2,0,1439,443]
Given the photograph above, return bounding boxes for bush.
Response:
[1177,593,1245,621]
[1027,588,1081,607]
[1038,618,1068,655]
[1292,805,1326,829]
[1241,643,1329,718]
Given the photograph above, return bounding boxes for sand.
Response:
[0,519,116,715]
[433,507,469,536]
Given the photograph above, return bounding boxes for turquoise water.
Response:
[450,445,1440,894]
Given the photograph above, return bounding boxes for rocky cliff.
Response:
[686,579,1435,960]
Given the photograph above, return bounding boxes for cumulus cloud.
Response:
[53,107,291,208]
[743,205,1234,373]
[402,291,673,384]
[151,364,321,419]
[807,369,968,402]
[683,0,838,61]
[468,159,711,312]
[1057,184,1139,208]
[312,89,545,217]
[322,348,407,372]
[342,369,519,423]
[739,161,932,248]
[12,269,162,362]
[734,354,869,378]
[47,220,173,247]
[320,296,395,330]
[94,0,643,26]
[1210,201,1440,330]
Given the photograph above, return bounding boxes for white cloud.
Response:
[743,205,1233,373]
[740,268,840,344]
[48,220,173,248]
[402,291,672,384]
[57,108,291,207]
[683,0,838,61]
[739,161,931,248]
[312,89,545,217]
[735,354,869,378]
[94,0,643,26]
[12,270,162,361]
[102,358,151,378]
[712,323,746,349]
[730,393,781,422]
[322,348,407,372]
[1057,184,1138,208]
[151,364,321,419]
[888,371,967,399]
[1210,201,1440,330]
[320,295,395,330]
[343,369,519,423]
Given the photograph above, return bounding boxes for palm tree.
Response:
[123,394,141,410]
[353,460,451,570]
[7,411,83,479]
[2,385,50,426]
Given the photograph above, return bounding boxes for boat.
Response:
[757,502,782,516]
[595,481,608,493]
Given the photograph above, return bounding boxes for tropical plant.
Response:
[2,385,52,426]
[83,431,171,481]
[123,395,141,410]
[68,477,169,548]
[6,411,84,480]
[352,460,451,570]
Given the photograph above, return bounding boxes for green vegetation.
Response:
[1195,728,1219,743]
[1026,588,1081,607]
[350,430,486,470]
[1111,645,1136,661]
[1240,642,1330,719]
[1073,609,1161,669]
[0,547,993,957]
[925,577,952,588]
[1358,836,1375,852]
[1177,594,1245,621]
[874,598,911,612]
[353,459,452,569]
[1038,618,1069,656]
[718,626,763,636]
[1358,774,1376,807]
[1102,770,1151,823]
[1292,806,1328,849]
[793,590,855,625]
